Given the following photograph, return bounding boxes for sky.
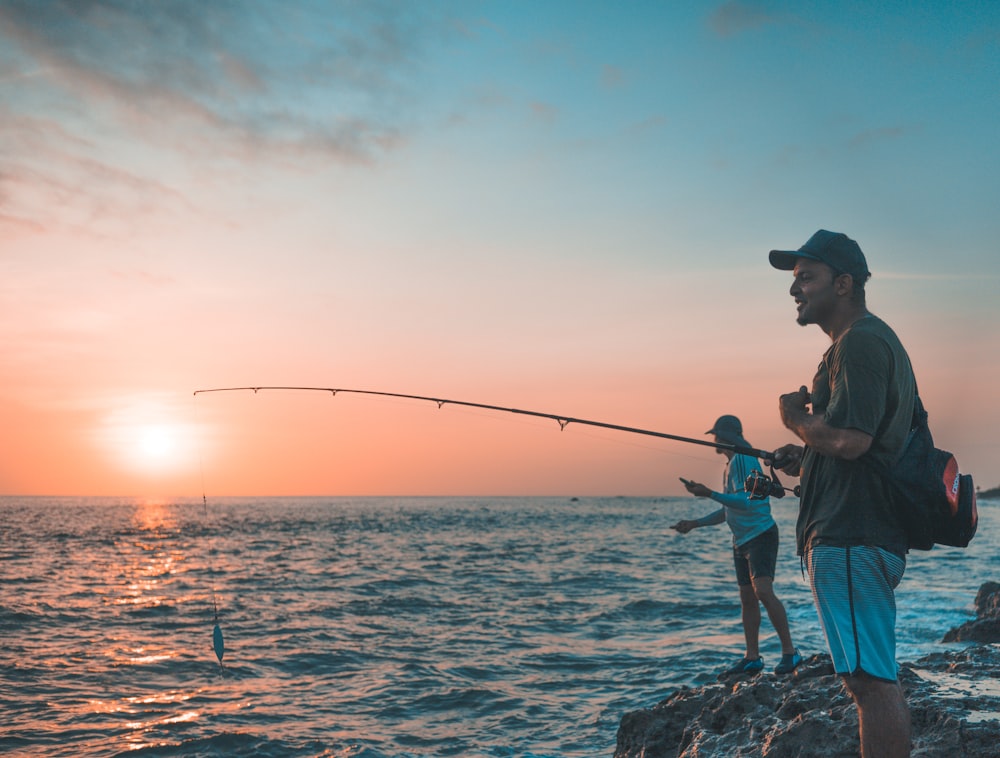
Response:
[1,0,998,497]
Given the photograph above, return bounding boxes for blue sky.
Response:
[1,1,998,495]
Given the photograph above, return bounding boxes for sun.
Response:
[137,425,176,462]
[98,398,198,476]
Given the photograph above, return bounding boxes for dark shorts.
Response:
[733,524,779,586]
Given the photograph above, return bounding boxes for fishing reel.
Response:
[745,467,801,500]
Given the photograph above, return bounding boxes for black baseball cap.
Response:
[706,414,750,449]
[769,229,870,282]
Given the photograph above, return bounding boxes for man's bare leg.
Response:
[751,575,796,654]
[738,583,761,659]
[843,673,911,758]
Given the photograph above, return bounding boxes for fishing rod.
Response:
[192,385,777,462]
[189,386,791,671]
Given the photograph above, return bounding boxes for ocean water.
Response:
[1,495,996,757]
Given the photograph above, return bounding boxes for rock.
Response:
[615,646,1000,757]
[942,582,1000,643]
[616,586,1000,755]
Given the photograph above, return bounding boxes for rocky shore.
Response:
[615,582,1000,757]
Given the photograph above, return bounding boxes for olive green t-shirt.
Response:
[796,314,915,557]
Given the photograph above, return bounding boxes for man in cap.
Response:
[769,230,915,757]
[672,414,802,676]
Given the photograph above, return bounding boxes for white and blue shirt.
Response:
[709,453,777,547]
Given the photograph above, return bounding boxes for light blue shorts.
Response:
[805,544,906,682]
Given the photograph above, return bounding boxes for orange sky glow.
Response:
[2,4,998,497]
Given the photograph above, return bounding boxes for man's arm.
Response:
[779,385,873,460]
[671,509,726,534]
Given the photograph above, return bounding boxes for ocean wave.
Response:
[0,496,995,757]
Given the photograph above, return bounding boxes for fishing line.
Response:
[193,394,225,672]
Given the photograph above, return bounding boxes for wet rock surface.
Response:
[942,581,1000,643]
[616,582,1000,757]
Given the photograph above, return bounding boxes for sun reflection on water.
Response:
[96,500,210,675]
[85,689,206,752]
[123,710,200,731]
[107,500,185,612]
[132,499,177,532]
[86,689,208,750]
[123,649,174,665]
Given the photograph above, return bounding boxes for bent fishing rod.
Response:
[192,385,777,462]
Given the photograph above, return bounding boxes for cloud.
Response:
[111,269,176,287]
[600,64,626,90]
[0,110,202,239]
[877,271,997,281]
[627,115,668,136]
[709,1,781,37]
[764,125,908,169]
[0,0,447,232]
[0,210,45,235]
[528,100,558,124]
[848,126,907,148]
[0,1,430,158]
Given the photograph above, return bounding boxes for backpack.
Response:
[888,395,977,551]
